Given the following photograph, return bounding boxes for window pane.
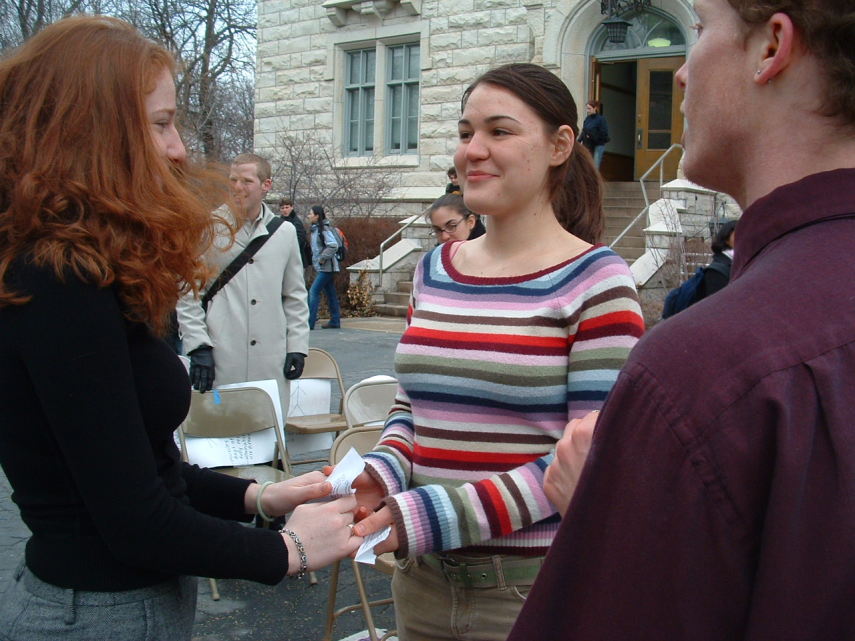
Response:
[407,45,419,78]
[389,46,404,81]
[406,85,419,150]
[365,50,375,84]
[364,88,374,152]
[346,88,358,152]
[648,70,673,131]
[648,132,671,148]
[348,52,360,85]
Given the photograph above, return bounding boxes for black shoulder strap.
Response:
[202,216,285,312]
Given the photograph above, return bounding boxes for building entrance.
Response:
[586,10,687,181]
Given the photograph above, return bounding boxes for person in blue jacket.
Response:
[580,100,609,169]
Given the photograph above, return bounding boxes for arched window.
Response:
[592,10,686,59]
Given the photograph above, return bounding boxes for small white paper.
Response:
[327,447,364,497]
[355,526,392,565]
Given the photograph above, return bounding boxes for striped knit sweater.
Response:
[364,241,644,558]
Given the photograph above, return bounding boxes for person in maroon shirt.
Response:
[508,1,855,640]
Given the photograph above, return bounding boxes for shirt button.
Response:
[248,258,254,264]
[251,299,257,305]
[250,340,257,346]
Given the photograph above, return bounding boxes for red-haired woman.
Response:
[0,16,360,640]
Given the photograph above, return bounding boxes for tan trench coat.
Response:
[176,203,309,413]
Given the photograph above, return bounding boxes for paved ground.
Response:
[0,316,404,641]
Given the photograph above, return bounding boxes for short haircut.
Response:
[232,153,271,182]
[447,166,457,178]
[278,197,293,207]
[726,0,855,126]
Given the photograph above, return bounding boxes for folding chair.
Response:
[178,385,290,599]
[323,423,397,641]
[343,375,398,430]
[284,348,348,467]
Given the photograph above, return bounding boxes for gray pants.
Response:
[0,562,197,641]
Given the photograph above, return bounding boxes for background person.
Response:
[507,0,855,639]
[351,63,644,641]
[0,16,361,641]
[426,193,486,243]
[445,166,462,194]
[700,218,737,299]
[177,153,309,417]
[580,100,609,169]
[306,204,341,330]
[279,197,311,269]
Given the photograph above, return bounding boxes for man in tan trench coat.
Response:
[177,153,309,414]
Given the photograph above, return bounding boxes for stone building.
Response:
[255,0,698,216]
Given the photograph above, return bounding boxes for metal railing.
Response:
[609,143,683,249]
[376,213,425,288]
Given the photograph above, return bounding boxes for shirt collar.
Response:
[732,168,855,278]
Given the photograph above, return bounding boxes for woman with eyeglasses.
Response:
[427,193,486,243]
[349,63,645,641]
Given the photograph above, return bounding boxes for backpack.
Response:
[661,262,730,319]
[332,226,349,263]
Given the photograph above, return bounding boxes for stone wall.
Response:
[255,0,565,210]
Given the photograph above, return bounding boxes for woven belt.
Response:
[420,553,543,589]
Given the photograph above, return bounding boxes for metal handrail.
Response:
[377,212,425,286]
[609,143,683,249]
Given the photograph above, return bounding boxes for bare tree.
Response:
[272,130,401,220]
[116,0,256,160]
[0,0,94,49]
[1,0,257,162]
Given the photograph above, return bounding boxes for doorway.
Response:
[593,56,684,181]
[583,9,688,181]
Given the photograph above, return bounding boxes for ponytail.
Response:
[551,140,604,244]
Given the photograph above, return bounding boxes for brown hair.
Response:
[462,63,603,244]
[0,16,229,333]
[233,153,272,182]
[587,100,602,112]
[727,0,855,126]
[278,197,294,207]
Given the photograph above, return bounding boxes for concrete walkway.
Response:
[0,318,404,641]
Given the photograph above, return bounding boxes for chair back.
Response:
[178,386,287,472]
[329,425,384,465]
[182,387,278,438]
[303,348,346,412]
[344,377,397,429]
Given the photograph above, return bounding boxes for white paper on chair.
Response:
[327,447,364,497]
[355,526,392,565]
[182,379,282,469]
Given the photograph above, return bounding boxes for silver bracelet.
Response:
[255,481,274,523]
[280,527,308,579]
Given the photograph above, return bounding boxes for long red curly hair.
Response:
[0,16,229,334]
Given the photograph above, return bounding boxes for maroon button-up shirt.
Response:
[510,169,855,641]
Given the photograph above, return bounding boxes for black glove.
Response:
[283,352,305,380]
[188,346,215,393]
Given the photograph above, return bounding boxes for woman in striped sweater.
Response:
[352,63,645,640]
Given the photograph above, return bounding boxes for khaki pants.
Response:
[391,553,542,641]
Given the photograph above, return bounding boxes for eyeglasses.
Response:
[431,217,466,237]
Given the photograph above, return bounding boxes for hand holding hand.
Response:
[283,352,305,380]
[353,505,399,555]
[282,495,363,574]
[352,470,387,513]
[543,410,599,517]
[263,471,331,516]
[188,346,215,393]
